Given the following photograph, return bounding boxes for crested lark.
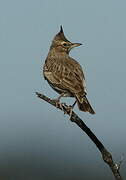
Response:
[43,26,95,114]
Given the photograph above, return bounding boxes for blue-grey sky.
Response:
[0,0,126,179]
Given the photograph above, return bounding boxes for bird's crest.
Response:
[53,25,70,42]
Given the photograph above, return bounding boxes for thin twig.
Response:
[36,92,123,180]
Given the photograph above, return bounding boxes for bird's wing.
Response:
[61,58,87,95]
[44,57,87,95]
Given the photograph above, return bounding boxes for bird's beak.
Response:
[71,43,82,48]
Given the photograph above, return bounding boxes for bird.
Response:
[43,26,95,114]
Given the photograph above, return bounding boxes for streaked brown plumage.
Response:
[43,26,95,114]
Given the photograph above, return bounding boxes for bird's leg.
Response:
[52,95,77,118]
[71,100,77,108]
[52,93,65,109]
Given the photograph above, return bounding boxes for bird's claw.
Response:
[66,105,73,119]
[52,99,73,119]
[52,99,65,112]
[52,99,61,108]
[59,104,73,119]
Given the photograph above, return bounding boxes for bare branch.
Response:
[36,92,123,180]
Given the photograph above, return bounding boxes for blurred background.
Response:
[0,0,126,179]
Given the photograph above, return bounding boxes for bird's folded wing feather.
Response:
[44,57,87,95]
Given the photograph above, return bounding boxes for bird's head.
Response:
[50,26,82,54]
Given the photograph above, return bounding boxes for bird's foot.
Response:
[52,98,65,110]
[65,105,74,120]
[65,101,76,119]
[52,98,73,119]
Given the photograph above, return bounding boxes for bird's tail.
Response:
[76,95,95,114]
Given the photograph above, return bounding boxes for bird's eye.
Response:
[63,43,68,47]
